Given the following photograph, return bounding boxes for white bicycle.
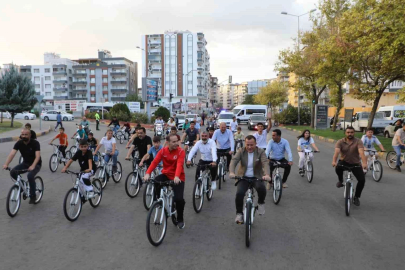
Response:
[364,150,384,182]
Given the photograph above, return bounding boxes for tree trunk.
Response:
[367,92,383,130]
[1,112,3,123]
[10,113,14,128]
[332,83,343,132]
[310,88,317,129]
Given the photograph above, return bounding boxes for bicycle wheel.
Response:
[34,177,44,203]
[49,154,59,172]
[192,180,204,213]
[372,160,383,182]
[273,175,282,205]
[345,182,351,216]
[63,188,82,222]
[6,186,21,217]
[306,161,314,183]
[245,201,252,248]
[206,176,213,201]
[95,166,107,189]
[146,201,167,246]
[65,150,72,161]
[185,152,190,168]
[116,131,124,144]
[125,172,140,198]
[386,151,397,169]
[143,182,155,210]
[89,179,102,208]
[217,163,223,190]
[112,161,122,183]
[69,146,77,156]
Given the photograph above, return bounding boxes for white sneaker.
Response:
[211,181,217,191]
[258,204,265,215]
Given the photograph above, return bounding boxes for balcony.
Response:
[111,97,126,101]
[111,70,127,76]
[111,79,127,84]
[73,89,87,93]
[54,95,69,100]
[149,60,161,64]
[73,72,87,77]
[53,87,68,92]
[53,71,67,75]
[53,79,68,84]
[197,76,204,80]
[197,58,203,63]
[72,80,87,85]
[111,88,128,93]
[148,39,161,44]
[148,52,161,55]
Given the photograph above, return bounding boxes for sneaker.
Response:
[336,181,344,188]
[353,197,360,206]
[257,204,265,215]
[396,166,402,172]
[235,213,244,224]
[211,181,217,191]
[112,165,118,173]
[177,221,185,229]
[282,183,288,188]
[29,196,36,204]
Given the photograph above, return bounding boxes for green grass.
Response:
[285,125,394,152]
[0,120,23,134]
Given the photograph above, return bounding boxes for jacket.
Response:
[230,147,270,180]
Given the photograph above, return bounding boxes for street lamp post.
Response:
[281,9,316,126]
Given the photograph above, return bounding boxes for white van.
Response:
[232,105,267,124]
[377,105,405,121]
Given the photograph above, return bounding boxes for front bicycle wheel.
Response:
[112,161,122,183]
[372,160,383,182]
[345,182,351,216]
[273,175,282,205]
[63,188,82,222]
[116,131,124,144]
[69,146,77,156]
[34,177,44,203]
[6,186,21,217]
[146,201,168,246]
[49,154,59,172]
[386,151,397,169]
[245,201,252,248]
[125,172,140,198]
[218,163,223,190]
[192,180,204,213]
[143,182,155,210]
[306,161,314,183]
[65,150,72,161]
[89,179,102,208]
[95,166,107,189]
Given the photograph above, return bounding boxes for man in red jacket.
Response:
[144,133,186,229]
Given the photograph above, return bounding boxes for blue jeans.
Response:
[104,150,119,166]
[113,125,120,133]
[393,145,405,166]
[89,146,98,162]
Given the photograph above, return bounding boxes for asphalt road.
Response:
[1,120,405,270]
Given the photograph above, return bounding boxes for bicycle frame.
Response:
[156,186,175,223]
[199,168,211,193]
[366,150,377,170]
[344,171,354,201]
[12,175,29,197]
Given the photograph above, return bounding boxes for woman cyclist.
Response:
[297,130,319,176]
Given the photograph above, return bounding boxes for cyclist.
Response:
[49,127,68,161]
[212,122,234,174]
[265,129,293,189]
[122,122,132,138]
[392,122,405,172]
[253,118,272,150]
[361,128,385,164]
[125,127,152,165]
[208,127,215,139]
[154,116,165,125]
[230,116,238,133]
[94,129,119,173]
[182,119,190,132]
[140,136,163,172]
[173,113,179,127]
[87,132,98,162]
[3,128,42,204]
[332,126,368,206]
[230,135,270,224]
[144,134,186,229]
[181,121,200,152]
[166,117,177,135]
[206,117,216,131]
[164,127,180,147]
[187,131,217,190]
[72,125,87,140]
[24,123,37,140]
[108,117,120,134]
[297,130,319,176]
[79,116,91,135]
[194,118,201,130]
[233,126,245,152]
[61,139,96,197]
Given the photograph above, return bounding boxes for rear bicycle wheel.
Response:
[63,188,82,222]
[116,132,124,144]
[192,180,204,213]
[6,186,21,217]
[273,175,282,205]
[345,182,351,216]
[306,161,314,183]
[143,182,155,210]
[245,201,252,247]
[146,201,167,246]
[112,161,122,183]
[49,154,59,172]
[386,151,397,169]
[206,176,213,201]
[217,163,223,190]
[69,146,77,156]
[34,177,44,203]
[372,160,383,182]
[89,179,102,207]
[125,172,140,198]
[95,166,107,189]
[65,150,72,161]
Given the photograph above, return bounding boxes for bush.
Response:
[67,110,73,114]
[109,103,131,122]
[154,106,170,122]
[131,112,148,124]
[150,116,156,124]
[86,112,110,120]
[275,104,311,125]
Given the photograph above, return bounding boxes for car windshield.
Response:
[218,114,234,119]
[251,116,266,121]
[177,115,185,119]
[233,109,241,115]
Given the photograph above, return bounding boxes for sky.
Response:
[0,0,318,84]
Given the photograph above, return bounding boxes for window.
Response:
[91,86,96,91]
[103,86,108,91]
[90,70,95,75]
[91,94,96,98]
[102,70,108,75]
[90,78,96,83]
[34,69,39,73]
[34,76,40,82]
[69,69,72,74]
[103,94,108,98]
[246,109,265,115]
[45,68,50,73]
[35,84,40,89]
[382,111,391,117]
[45,92,51,96]
[394,110,405,118]
[45,84,51,89]
[395,94,399,100]
[102,78,108,83]
[45,76,51,81]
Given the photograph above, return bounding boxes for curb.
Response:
[87,119,154,129]
[0,126,52,144]
[281,127,386,158]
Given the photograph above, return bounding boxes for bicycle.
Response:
[184,141,196,168]
[338,165,361,216]
[234,176,261,248]
[107,126,124,144]
[269,160,283,205]
[69,137,80,156]
[146,181,178,246]
[234,140,243,155]
[217,152,228,190]
[124,156,147,198]
[63,170,102,222]
[365,150,384,182]
[386,150,405,170]
[192,164,214,213]
[143,167,162,210]
[94,153,122,189]
[5,167,44,217]
[298,150,319,183]
[90,147,102,167]
[49,144,72,172]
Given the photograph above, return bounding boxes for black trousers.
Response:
[235,178,266,214]
[154,174,186,222]
[335,160,366,198]
[59,146,67,158]
[195,160,217,181]
[269,158,291,183]
[10,163,41,198]
[216,148,231,173]
[96,120,100,130]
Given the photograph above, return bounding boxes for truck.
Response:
[342,111,392,134]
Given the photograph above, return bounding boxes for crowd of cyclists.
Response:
[3,111,403,230]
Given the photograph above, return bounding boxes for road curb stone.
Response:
[0,126,52,144]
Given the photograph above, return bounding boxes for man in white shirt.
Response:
[230,116,238,133]
[187,131,218,190]
[93,129,119,173]
[253,118,272,150]
[212,122,234,174]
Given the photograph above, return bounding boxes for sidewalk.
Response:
[87,118,154,129]
[0,119,51,143]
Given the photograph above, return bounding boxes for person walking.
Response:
[201,111,206,126]
[54,111,63,132]
[95,111,100,131]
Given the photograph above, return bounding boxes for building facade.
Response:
[141,31,211,112]
[233,82,248,106]
[209,76,218,107]
[247,80,270,95]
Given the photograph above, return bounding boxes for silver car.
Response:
[247,114,268,130]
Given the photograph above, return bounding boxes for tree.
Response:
[242,95,257,105]
[253,81,288,116]
[109,103,131,121]
[0,66,37,127]
[154,106,170,122]
[339,0,405,129]
[125,93,144,109]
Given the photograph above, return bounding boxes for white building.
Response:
[141,31,211,112]
[247,80,271,95]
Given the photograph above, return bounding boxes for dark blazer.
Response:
[230,147,270,179]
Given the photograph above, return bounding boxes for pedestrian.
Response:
[201,111,205,126]
[95,110,100,131]
[54,111,63,132]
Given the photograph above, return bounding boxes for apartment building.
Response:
[208,76,218,106]
[141,31,211,112]
[233,82,248,106]
[72,50,138,103]
[0,63,20,78]
[247,80,271,95]
[219,83,239,109]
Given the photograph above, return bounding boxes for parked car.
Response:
[41,110,74,121]
[186,114,201,123]
[384,119,404,138]
[341,111,392,134]
[216,112,234,128]
[377,105,405,121]
[176,114,186,130]
[247,114,268,130]
[9,111,37,120]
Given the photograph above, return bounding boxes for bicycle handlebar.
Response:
[337,164,362,171]
[299,150,319,153]
[233,176,261,186]
[4,167,28,173]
